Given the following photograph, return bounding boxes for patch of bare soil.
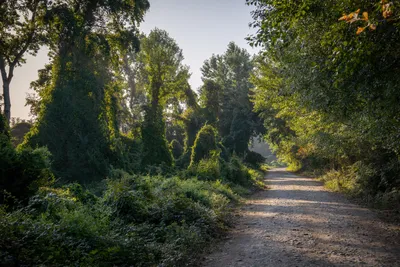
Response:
[202,168,400,267]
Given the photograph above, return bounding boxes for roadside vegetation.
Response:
[2,0,400,265]
[247,0,400,210]
[0,1,267,265]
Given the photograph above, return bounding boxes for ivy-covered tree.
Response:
[190,124,218,166]
[137,28,190,167]
[23,0,150,183]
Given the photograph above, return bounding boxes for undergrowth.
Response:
[0,165,266,266]
[320,162,400,211]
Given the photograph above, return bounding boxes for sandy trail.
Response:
[203,168,400,267]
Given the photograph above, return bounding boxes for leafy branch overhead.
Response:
[339,0,397,34]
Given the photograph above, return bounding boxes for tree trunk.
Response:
[3,80,11,123]
[0,58,12,124]
[151,80,161,111]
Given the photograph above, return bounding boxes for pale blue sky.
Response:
[7,0,258,119]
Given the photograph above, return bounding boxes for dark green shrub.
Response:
[14,147,54,199]
[182,107,205,153]
[63,183,97,204]
[169,139,183,160]
[175,151,191,169]
[0,115,54,207]
[10,122,32,147]
[224,155,252,186]
[141,106,173,168]
[23,53,113,184]
[189,151,221,181]
[112,134,143,173]
[0,114,10,138]
[190,125,217,166]
[244,150,265,167]
[218,142,230,162]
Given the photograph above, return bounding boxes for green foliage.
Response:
[10,122,31,147]
[223,155,252,186]
[0,114,10,138]
[200,42,263,156]
[181,107,205,153]
[244,150,265,167]
[113,134,143,173]
[24,55,113,183]
[249,0,400,207]
[175,151,191,169]
[0,170,238,266]
[190,125,218,166]
[22,0,150,183]
[189,151,222,181]
[0,114,54,207]
[199,80,221,126]
[142,105,173,168]
[170,139,184,160]
[137,29,190,168]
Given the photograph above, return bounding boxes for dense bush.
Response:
[321,161,400,210]
[170,139,184,160]
[141,106,173,168]
[0,115,54,207]
[10,122,32,147]
[190,125,218,166]
[23,53,114,184]
[244,150,265,167]
[0,170,240,266]
[189,151,222,181]
[112,134,143,174]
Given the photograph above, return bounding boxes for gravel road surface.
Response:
[203,168,400,267]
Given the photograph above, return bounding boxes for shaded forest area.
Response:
[1,0,400,266]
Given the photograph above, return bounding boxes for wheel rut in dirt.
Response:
[203,168,400,267]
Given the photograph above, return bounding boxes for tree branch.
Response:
[11,0,40,67]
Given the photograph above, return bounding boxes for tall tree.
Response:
[200,42,262,156]
[0,0,46,123]
[248,0,400,194]
[24,0,150,182]
[137,28,190,167]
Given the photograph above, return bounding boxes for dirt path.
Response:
[203,168,400,267]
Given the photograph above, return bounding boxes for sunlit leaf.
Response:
[356,27,366,35]
[362,12,369,21]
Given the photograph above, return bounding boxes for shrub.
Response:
[189,151,221,181]
[0,115,54,207]
[0,167,242,266]
[175,151,191,169]
[190,125,217,166]
[244,150,265,167]
[170,139,184,160]
[10,122,32,147]
[111,134,143,174]
[141,105,173,168]
[223,155,252,186]
[0,114,10,138]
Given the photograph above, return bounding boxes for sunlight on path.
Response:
[203,168,400,267]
